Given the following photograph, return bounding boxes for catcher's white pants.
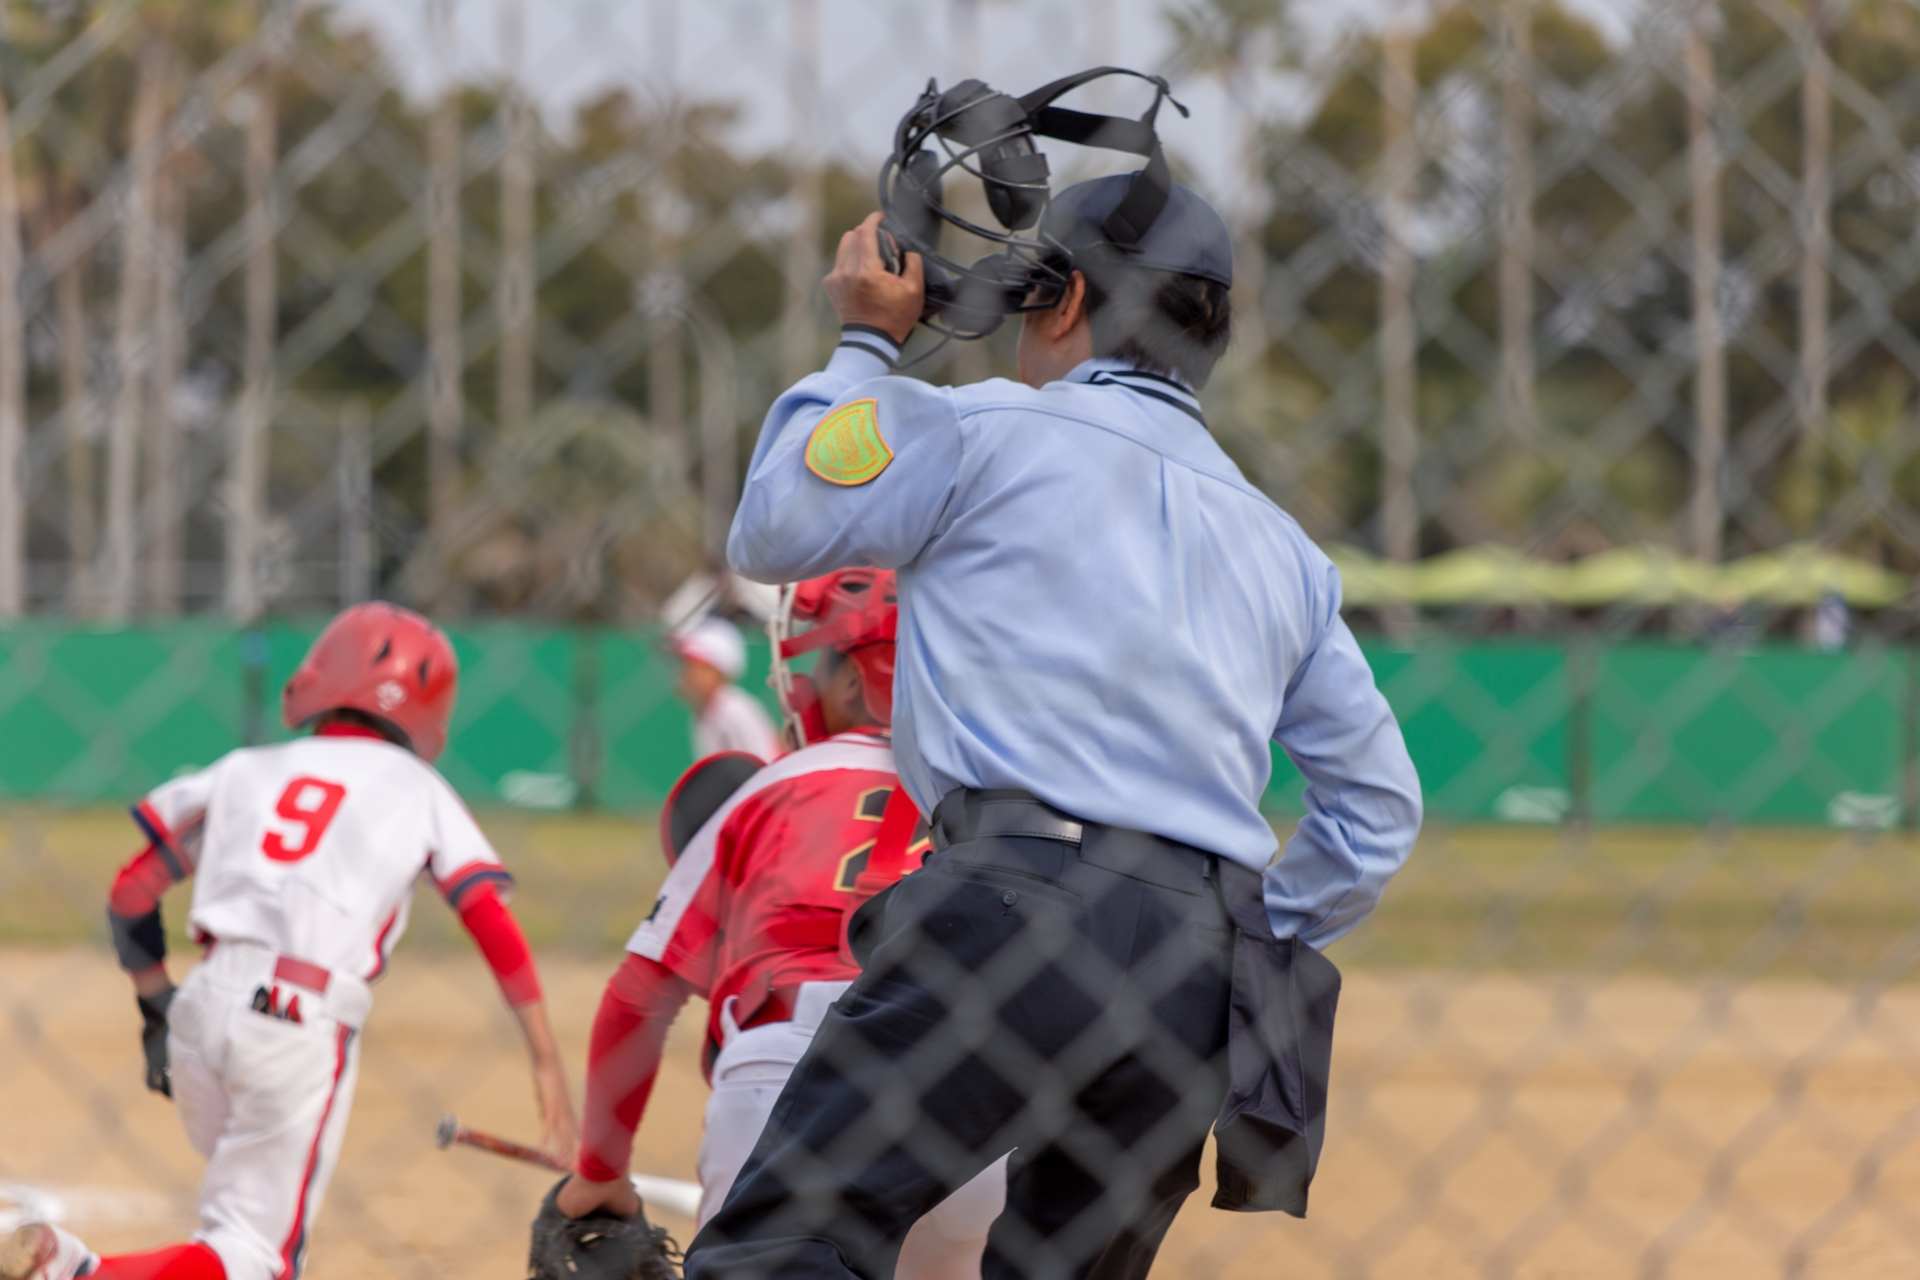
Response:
[167,945,369,1280]
[699,980,1008,1280]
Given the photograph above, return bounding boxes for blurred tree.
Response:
[145,35,188,616]
[102,23,170,619]
[425,0,462,592]
[1380,12,1419,568]
[1686,0,1727,565]
[0,69,22,617]
[4,2,114,608]
[1167,0,1293,377]
[1219,0,1920,573]
[1791,0,1832,539]
[20,0,1916,619]
[1498,0,1537,448]
[496,0,533,443]
[223,1,280,623]
[781,0,823,384]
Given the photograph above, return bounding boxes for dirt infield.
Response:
[5,947,1919,1278]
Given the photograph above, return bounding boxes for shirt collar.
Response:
[1062,357,1206,425]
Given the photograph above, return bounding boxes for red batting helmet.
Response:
[282,602,459,762]
[769,568,898,748]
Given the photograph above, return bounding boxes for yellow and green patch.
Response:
[805,398,893,486]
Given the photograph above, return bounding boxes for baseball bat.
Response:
[434,1114,703,1219]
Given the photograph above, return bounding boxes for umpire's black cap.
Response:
[1041,174,1234,288]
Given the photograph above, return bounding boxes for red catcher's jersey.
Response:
[626,731,925,1049]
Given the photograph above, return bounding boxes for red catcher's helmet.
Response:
[769,568,898,748]
[282,603,459,761]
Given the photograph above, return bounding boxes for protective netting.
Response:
[5,1,1920,1276]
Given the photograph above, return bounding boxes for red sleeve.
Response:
[456,885,543,1007]
[576,952,694,1183]
[109,846,179,919]
[107,845,189,974]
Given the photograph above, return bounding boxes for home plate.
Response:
[0,1184,176,1232]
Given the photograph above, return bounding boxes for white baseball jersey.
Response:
[134,733,510,983]
[693,685,781,761]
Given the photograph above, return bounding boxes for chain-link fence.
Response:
[6,1,1920,1276]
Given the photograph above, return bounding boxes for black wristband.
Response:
[841,323,904,349]
[836,339,899,368]
[838,324,903,367]
[110,905,168,973]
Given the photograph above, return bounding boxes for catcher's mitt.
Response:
[527,1179,682,1280]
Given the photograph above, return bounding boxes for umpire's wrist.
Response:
[828,325,903,379]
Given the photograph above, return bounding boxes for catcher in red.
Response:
[2,604,578,1280]
[538,569,1005,1280]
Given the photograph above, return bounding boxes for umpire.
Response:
[685,176,1423,1279]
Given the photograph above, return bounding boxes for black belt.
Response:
[932,789,1086,846]
[931,789,1215,892]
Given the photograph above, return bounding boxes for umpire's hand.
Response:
[825,212,924,345]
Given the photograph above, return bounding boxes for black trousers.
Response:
[684,791,1241,1280]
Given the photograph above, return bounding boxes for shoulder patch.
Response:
[805,398,893,486]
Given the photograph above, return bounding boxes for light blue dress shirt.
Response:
[729,328,1423,946]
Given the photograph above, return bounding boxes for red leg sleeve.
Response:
[455,885,543,1007]
[93,1242,225,1280]
[576,952,694,1183]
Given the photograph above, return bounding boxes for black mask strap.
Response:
[1017,67,1188,251]
[1015,66,1186,120]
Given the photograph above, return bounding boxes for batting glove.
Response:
[137,987,176,1098]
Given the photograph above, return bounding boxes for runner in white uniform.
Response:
[2,604,578,1280]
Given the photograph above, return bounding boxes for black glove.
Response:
[138,987,175,1098]
[528,1178,681,1280]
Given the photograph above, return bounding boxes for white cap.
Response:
[670,617,747,681]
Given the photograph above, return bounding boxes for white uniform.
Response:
[133,734,509,1280]
[691,685,781,762]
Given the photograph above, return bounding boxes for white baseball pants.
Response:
[166,945,369,1280]
[698,980,1008,1280]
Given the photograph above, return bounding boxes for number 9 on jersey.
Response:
[261,776,348,863]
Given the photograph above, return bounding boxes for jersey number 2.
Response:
[833,787,931,893]
[262,776,347,863]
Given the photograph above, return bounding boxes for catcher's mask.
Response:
[879,65,1189,341]
[769,568,899,749]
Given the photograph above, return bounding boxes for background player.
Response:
[669,615,782,761]
[546,569,1003,1280]
[2,603,578,1280]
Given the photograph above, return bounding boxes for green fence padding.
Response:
[1,623,1910,829]
[440,624,580,808]
[1265,642,1574,823]
[1588,643,1906,826]
[0,622,243,803]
